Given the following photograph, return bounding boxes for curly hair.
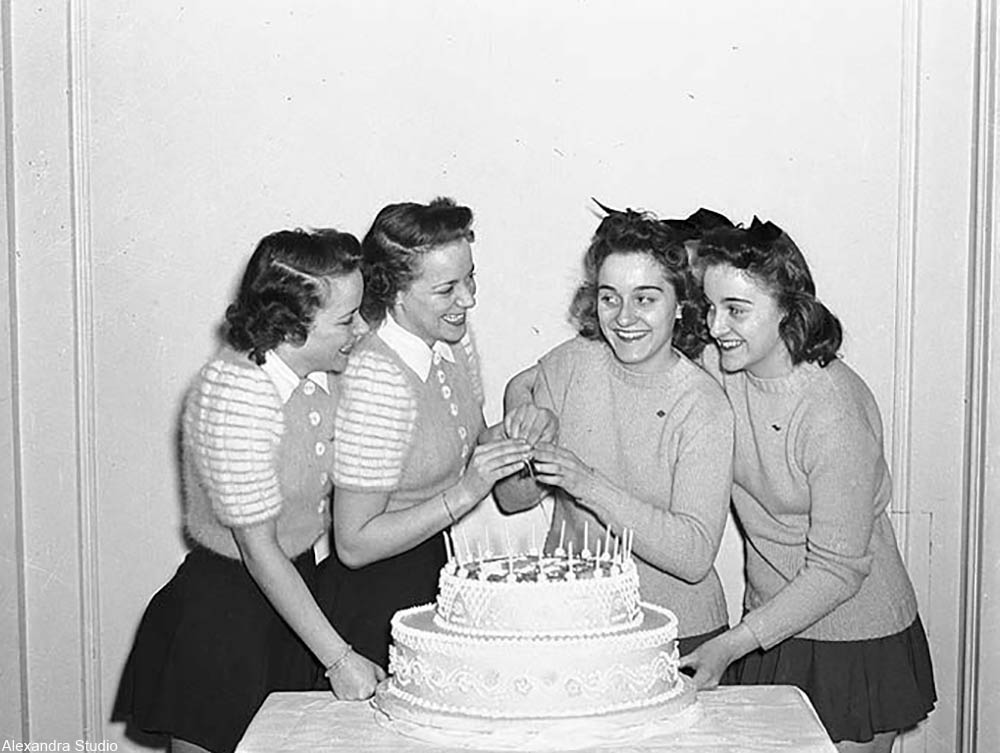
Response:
[696,219,842,367]
[569,206,708,360]
[224,228,362,364]
[360,197,474,325]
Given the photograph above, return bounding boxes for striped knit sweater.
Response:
[182,348,337,559]
[333,327,485,512]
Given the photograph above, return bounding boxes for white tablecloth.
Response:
[237,685,836,753]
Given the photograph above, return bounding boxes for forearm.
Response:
[580,480,724,582]
[335,485,470,568]
[741,554,869,650]
[579,417,732,582]
[234,526,349,668]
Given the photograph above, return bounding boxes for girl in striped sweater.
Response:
[325,198,548,668]
[114,229,383,753]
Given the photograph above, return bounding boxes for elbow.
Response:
[494,480,542,515]
[675,556,715,584]
[333,532,375,569]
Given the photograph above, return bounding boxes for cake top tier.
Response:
[435,550,642,637]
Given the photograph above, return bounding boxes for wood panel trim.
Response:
[2,0,29,739]
[961,1,998,750]
[890,0,921,551]
[68,0,102,739]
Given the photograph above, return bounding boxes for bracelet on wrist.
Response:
[323,644,353,678]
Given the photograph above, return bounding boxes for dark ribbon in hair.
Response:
[747,216,785,245]
[591,197,641,220]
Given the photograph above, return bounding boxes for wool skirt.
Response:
[723,616,936,743]
[320,532,446,670]
[112,546,323,753]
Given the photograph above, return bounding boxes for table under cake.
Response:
[236,685,836,753]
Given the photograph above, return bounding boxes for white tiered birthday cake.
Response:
[373,530,699,750]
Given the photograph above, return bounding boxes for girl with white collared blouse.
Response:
[325,198,547,669]
[113,229,383,753]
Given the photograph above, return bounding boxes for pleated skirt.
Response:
[724,616,937,743]
[112,547,323,753]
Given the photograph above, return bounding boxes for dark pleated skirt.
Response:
[723,616,937,743]
[320,532,445,669]
[112,547,323,753]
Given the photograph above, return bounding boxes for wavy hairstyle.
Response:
[360,197,474,325]
[224,228,361,365]
[569,205,707,360]
[696,219,842,367]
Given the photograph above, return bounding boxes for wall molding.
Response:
[961,1,998,751]
[68,0,102,739]
[2,0,30,740]
[890,0,921,557]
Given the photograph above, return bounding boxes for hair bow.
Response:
[747,216,784,244]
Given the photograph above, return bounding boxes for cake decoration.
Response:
[373,527,700,750]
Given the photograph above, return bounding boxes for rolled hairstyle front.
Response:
[696,219,842,367]
[570,206,708,360]
[360,197,474,326]
[224,228,362,364]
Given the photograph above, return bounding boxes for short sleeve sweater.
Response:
[535,337,734,638]
[333,329,486,510]
[720,357,918,649]
[182,347,337,559]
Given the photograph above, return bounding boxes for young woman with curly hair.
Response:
[682,219,936,752]
[496,205,735,655]
[114,229,383,753]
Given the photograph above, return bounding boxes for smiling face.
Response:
[702,263,792,378]
[393,239,476,345]
[596,252,679,374]
[278,269,368,375]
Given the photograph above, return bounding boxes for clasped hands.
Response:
[502,405,603,501]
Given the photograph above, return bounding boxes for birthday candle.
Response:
[582,520,591,559]
[443,530,453,564]
[603,527,612,560]
[461,530,473,563]
[555,520,566,557]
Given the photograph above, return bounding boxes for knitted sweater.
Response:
[534,337,734,638]
[333,326,485,512]
[716,356,918,649]
[182,348,337,559]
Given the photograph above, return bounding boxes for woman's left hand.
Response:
[503,404,558,447]
[529,442,601,500]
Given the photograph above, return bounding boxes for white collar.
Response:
[378,313,455,382]
[260,351,330,404]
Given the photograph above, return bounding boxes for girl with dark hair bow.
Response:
[113,229,384,753]
[682,220,936,752]
[497,204,735,655]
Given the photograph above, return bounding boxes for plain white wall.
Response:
[5,1,991,750]
[88,0,906,742]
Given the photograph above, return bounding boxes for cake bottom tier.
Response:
[377,601,688,721]
[373,676,699,751]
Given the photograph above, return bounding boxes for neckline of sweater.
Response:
[743,360,824,394]
[600,343,689,388]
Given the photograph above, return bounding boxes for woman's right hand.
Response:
[326,650,387,700]
[457,438,532,509]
